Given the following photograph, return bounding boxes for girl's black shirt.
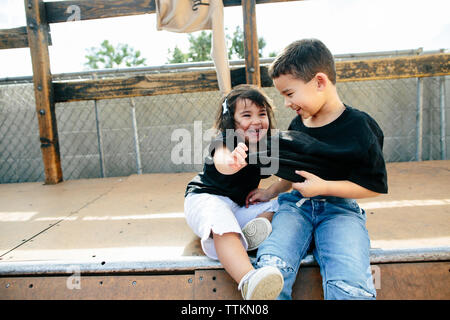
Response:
[185,131,270,207]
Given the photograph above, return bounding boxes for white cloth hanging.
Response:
[155,0,232,94]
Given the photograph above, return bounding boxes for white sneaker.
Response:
[238,266,284,300]
[242,217,272,251]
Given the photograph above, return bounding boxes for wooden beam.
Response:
[0,27,28,50]
[44,0,303,24]
[242,0,261,86]
[53,70,220,103]
[53,53,450,103]
[45,0,155,24]
[336,53,450,82]
[25,0,63,184]
[0,26,52,50]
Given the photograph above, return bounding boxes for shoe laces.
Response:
[238,269,257,291]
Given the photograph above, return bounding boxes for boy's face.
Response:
[273,73,324,120]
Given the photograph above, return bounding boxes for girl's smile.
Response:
[234,98,269,144]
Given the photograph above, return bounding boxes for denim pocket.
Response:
[328,198,364,218]
[278,190,301,206]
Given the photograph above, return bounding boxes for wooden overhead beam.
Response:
[0,1,300,50]
[44,0,302,24]
[0,27,28,49]
[53,53,450,103]
[25,0,63,184]
[336,52,450,82]
[0,26,52,50]
[53,70,220,103]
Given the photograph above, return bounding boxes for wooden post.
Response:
[242,0,261,86]
[25,0,63,184]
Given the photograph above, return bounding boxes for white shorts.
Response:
[184,192,279,260]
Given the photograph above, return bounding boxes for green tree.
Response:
[166,26,268,64]
[227,25,267,59]
[167,46,188,64]
[85,40,146,69]
[187,31,212,62]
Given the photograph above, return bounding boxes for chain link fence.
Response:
[1,61,449,184]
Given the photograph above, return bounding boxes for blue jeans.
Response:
[256,190,376,300]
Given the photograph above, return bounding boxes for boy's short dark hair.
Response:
[269,38,337,84]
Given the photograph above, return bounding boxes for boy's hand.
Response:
[245,188,272,208]
[292,170,327,197]
[227,142,248,171]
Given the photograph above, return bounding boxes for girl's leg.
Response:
[213,232,254,283]
[214,231,284,300]
[257,211,274,222]
[235,200,278,251]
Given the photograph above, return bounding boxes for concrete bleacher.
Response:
[0,160,449,299]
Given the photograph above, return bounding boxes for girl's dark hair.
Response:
[269,38,337,84]
[213,84,276,132]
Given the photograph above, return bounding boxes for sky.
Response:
[0,0,449,78]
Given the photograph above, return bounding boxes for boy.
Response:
[253,39,388,300]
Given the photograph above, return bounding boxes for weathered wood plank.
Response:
[0,27,28,49]
[0,26,52,50]
[242,0,261,86]
[53,53,450,103]
[25,0,63,184]
[337,53,450,82]
[53,70,220,102]
[44,0,303,24]
[0,274,194,299]
[45,0,155,24]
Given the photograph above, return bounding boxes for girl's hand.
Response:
[227,142,248,171]
[292,170,328,197]
[245,188,272,207]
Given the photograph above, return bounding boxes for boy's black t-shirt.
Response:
[185,105,388,204]
[281,105,388,193]
[185,132,270,207]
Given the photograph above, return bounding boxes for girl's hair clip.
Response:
[222,99,229,115]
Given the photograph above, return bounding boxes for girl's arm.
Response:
[213,142,248,175]
[293,170,380,199]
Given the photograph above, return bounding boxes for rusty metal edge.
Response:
[0,247,448,276]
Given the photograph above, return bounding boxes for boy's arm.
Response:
[214,142,248,175]
[245,178,292,207]
[293,170,380,199]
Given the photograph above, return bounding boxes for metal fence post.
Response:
[130,98,142,175]
[416,77,424,161]
[94,100,106,178]
[440,76,447,160]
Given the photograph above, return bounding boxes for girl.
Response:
[184,84,289,300]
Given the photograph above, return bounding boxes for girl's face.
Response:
[233,98,270,144]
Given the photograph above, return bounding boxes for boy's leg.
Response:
[256,192,314,300]
[313,199,376,300]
